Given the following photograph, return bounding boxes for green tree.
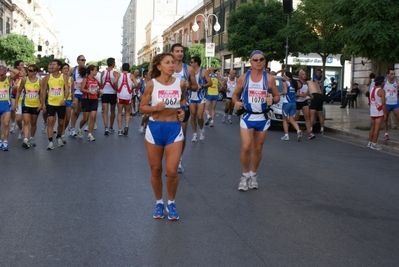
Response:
[186,44,221,68]
[0,34,36,65]
[226,0,286,63]
[130,62,150,75]
[37,55,55,72]
[36,55,67,72]
[334,0,399,73]
[86,59,107,67]
[281,0,343,78]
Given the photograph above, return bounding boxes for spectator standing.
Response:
[367,76,387,150]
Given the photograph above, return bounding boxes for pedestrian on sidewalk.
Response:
[367,76,387,150]
[382,68,399,141]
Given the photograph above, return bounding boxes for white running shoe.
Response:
[238,176,249,191]
[281,135,290,141]
[87,133,95,141]
[47,141,55,150]
[17,131,22,140]
[248,175,258,189]
[191,133,198,142]
[297,130,302,142]
[199,129,205,141]
[56,137,64,147]
[370,143,382,151]
[84,125,88,132]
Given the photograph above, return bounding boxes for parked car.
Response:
[268,76,325,131]
[218,90,226,101]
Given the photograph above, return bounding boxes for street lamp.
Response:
[192,11,220,68]
[45,40,49,56]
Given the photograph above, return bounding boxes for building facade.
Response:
[122,0,179,66]
[162,0,213,55]
[31,0,61,60]
[1,0,62,63]
[0,0,13,36]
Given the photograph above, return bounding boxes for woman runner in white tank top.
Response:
[139,53,186,221]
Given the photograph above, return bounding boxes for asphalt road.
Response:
[1,107,398,267]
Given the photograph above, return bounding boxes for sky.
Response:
[42,0,200,63]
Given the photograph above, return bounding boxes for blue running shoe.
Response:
[3,142,9,151]
[153,203,165,219]
[0,142,3,150]
[177,160,184,173]
[166,203,179,221]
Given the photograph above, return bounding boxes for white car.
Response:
[268,76,324,131]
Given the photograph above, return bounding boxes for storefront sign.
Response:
[205,43,215,57]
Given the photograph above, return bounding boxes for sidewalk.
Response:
[323,103,399,150]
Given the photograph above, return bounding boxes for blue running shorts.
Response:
[240,114,270,132]
[145,120,184,146]
[0,101,11,115]
[206,94,219,101]
[282,102,296,117]
[386,103,399,111]
[74,94,82,102]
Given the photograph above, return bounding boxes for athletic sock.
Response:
[243,172,250,178]
[250,171,257,177]
[167,200,175,205]
[156,199,164,205]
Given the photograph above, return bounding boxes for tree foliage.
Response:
[0,34,36,65]
[226,0,286,63]
[281,0,343,77]
[186,44,221,68]
[334,0,399,68]
[130,61,150,75]
[86,59,107,67]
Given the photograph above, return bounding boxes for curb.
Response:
[324,127,399,150]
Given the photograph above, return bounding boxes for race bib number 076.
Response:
[248,90,266,104]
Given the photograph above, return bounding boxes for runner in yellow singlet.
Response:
[16,64,42,148]
[41,59,70,150]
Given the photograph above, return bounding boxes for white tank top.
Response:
[384,79,398,105]
[73,67,83,95]
[296,81,308,102]
[172,69,185,80]
[101,69,116,94]
[190,72,201,101]
[117,73,134,100]
[151,78,181,108]
[370,87,383,117]
[247,77,265,113]
[226,77,237,98]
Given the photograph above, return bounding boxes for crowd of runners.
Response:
[2,44,396,220]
